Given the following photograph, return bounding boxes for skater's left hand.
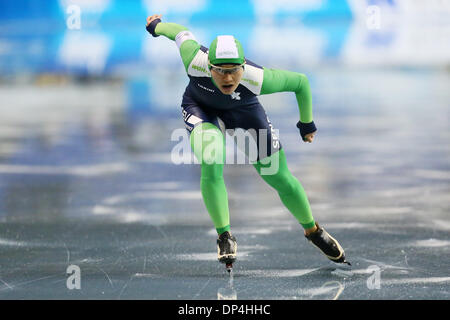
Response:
[296,120,317,143]
[304,132,316,143]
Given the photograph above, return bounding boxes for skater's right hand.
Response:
[146,14,163,37]
[146,14,162,27]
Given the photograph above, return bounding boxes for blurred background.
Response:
[1,0,449,223]
[0,0,449,299]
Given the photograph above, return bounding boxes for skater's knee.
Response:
[201,147,224,165]
[264,172,300,195]
[279,179,300,196]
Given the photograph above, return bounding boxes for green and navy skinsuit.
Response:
[147,20,317,234]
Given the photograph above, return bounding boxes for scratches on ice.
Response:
[175,252,251,262]
[239,268,320,278]
[358,258,413,271]
[0,275,61,292]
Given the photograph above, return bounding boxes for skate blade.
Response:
[331,260,352,270]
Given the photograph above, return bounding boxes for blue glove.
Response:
[146,18,161,37]
[296,120,317,142]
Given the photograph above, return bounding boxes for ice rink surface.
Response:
[0,69,449,300]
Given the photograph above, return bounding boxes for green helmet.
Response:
[208,35,245,66]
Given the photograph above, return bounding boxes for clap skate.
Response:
[217,231,237,273]
[305,223,351,266]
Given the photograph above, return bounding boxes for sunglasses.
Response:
[208,62,245,75]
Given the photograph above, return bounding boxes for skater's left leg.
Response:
[253,148,316,231]
[253,149,350,264]
[225,103,316,231]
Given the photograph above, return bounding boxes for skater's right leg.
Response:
[190,122,237,266]
[190,122,231,235]
[182,103,236,269]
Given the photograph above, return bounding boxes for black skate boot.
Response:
[305,223,350,266]
[217,231,237,271]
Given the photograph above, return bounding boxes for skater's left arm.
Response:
[260,68,316,143]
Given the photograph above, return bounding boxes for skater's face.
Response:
[210,63,244,95]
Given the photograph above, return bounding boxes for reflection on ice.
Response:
[0,163,129,176]
[411,239,450,248]
[217,270,237,300]
[308,281,345,300]
[383,277,450,285]
[103,191,202,205]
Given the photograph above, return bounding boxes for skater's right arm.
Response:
[146,15,201,72]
